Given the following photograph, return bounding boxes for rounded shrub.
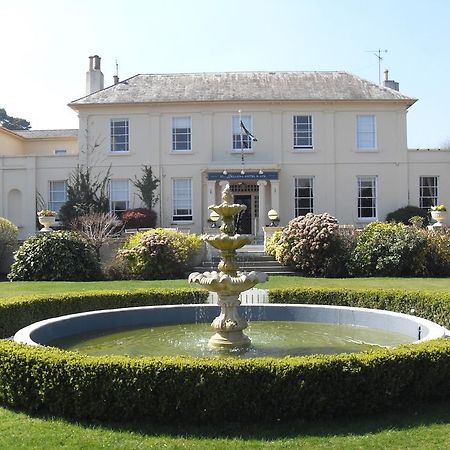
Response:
[422,229,450,276]
[0,217,18,261]
[118,228,202,279]
[265,229,283,256]
[275,213,352,277]
[349,221,429,277]
[8,231,102,281]
[121,208,157,229]
[386,205,429,226]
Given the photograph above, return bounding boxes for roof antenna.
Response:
[365,49,388,85]
[113,59,119,85]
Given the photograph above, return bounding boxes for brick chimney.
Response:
[383,69,400,91]
[86,55,104,95]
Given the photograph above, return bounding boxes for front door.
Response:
[234,195,252,234]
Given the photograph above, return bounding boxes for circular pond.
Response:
[14,304,448,358]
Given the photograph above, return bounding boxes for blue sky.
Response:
[1,0,449,147]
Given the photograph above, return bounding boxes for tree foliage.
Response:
[132,165,160,210]
[59,165,110,225]
[0,108,31,130]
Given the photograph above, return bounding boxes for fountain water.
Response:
[188,184,268,349]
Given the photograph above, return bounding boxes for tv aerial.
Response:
[366,49,388,84]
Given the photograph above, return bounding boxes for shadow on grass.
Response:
[7,400,450,441]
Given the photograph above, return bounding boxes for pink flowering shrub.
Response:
[275,213,353,277]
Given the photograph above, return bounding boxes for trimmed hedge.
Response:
[0,287,449,424]
[269,287,450,329]
[0,289,207,338]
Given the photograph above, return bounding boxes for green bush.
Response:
[385,205,429,225]
[422,229,450,276]
[275,213,353,277]
[265,230,283,256]
[0,217,18,263]
[118,228,202,279]
[0,288,448,424]
[8,231,102,281]
[349,222,429,277]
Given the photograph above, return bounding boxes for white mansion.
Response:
[0,55,449,239]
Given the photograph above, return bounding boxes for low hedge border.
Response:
[0,287,449,424]
[268,287,450,329]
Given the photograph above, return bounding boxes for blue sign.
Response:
[208,171,278,181]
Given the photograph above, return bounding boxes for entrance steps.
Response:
[192,245,297,276]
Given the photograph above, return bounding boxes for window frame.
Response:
[48,180,68,215]
[172,116,192,152]
[231,115,254,152]
[110,118,129,153]
[172,178,193,222]
[294,177,314,217]
[293,115,314,150]
[356,114,377,151]
[357,176,377,220]
[419,176,439,210]
[109,179,130,214]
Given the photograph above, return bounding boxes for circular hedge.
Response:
[0,288,449,424]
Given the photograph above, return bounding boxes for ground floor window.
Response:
[294,177,314,217]
[110,179,129,214]
[419,176,438,210]
[48,180,67,213]
[357,176,377,219]
[172,178,192,221]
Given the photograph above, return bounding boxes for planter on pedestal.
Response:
[38,215,56,232]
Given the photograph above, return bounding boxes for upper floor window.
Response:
[110,119,129,152]
[419,176,438,210]
[172,178,192,222]
[294,177,314,216]
[293,115,313,149]
[356,115,376,150]
[49,180,67,214]
[172,117,192,151]
[110,179,129,214]
[232,115,254,151]
[357,176,377,220]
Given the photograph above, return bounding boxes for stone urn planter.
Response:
[37,210,57,232]
[430,210,448,227]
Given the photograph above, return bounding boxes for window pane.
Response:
[294,177,314,216]
[173,178,192,221]
[172,117,191,151]
[357,176,377,219]
[293,115,313,148]
[419,176,438,209]
[357,115,376,149]
[110,179,129,214]
[49,180,67,213]
[111,119,129,152]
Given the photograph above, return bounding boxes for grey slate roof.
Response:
[13,129,78,139]
[70,71,416,106]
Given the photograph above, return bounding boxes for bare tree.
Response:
[71,212,123,260]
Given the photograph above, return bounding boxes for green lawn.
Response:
[1,276,450,299]
[1,276,449,447]
[0,401,449,449]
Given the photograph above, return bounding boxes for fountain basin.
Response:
[14,304,448,351]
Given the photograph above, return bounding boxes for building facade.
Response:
[1,56,449,239]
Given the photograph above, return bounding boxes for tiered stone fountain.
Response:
[189,184,268,349]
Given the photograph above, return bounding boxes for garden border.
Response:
[0,287,449,424]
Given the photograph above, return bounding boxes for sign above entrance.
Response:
[208,171,278,181]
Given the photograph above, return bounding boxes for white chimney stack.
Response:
[86,55,104,95]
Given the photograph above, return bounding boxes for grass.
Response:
[1,276,450,299]
[0,401,449,449]
[1,275,449,447]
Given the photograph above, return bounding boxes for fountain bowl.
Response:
[14,303,448,349]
